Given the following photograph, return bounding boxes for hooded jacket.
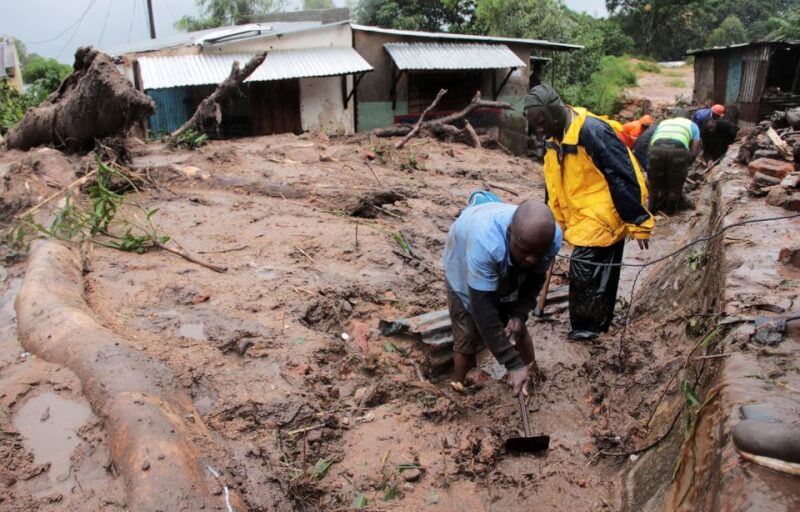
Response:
[544,107,655,247]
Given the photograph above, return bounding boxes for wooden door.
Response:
[250,79,302,135]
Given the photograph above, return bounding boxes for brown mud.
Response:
[0,132,797,511]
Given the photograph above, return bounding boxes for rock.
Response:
[784,196,800,212]
[748,158,794,179]
[338,382,357,398]
[752,172,782,188]
[753,149,782,160]
[348,320,371,352]
[353,387,369,402]
[307,429,323,442]
[781,173,800,189]
[779,248,800,268]
[402,468,422,482]
[787,107,800,129]
[766,186,789,207]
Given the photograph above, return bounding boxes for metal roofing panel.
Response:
[138,47,372,89]
[353,24,582,51]
[384,43,524,71]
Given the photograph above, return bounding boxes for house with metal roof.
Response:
[1,37,23,93]
[107,21,373,137]
[351,24,582,154]
[688,41,800,127]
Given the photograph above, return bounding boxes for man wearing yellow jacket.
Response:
[524,85,655,341]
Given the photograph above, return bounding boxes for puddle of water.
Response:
[180,320,207,341]
[14,392,93,482]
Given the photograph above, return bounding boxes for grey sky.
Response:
[2,0,608,65]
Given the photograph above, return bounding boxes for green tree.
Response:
[706,15,748,46]
[175,0,285,31]
[767,7,800,40]
[303,0,334,8]
[23,55,72,93]
[354,0,475,32]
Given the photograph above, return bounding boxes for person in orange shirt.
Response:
[619,115,654,148]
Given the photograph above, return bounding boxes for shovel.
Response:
[505,392,550,453]
[533,259,555,318]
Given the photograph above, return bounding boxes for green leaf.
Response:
[384,342,397,353]
[146,208,160,220]
[382,485,398,501]
[311,458,333,480]
[396,463,421,472]
[352,493,368,509]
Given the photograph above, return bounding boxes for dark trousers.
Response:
[569,240,625,333]
[647,142,693,214]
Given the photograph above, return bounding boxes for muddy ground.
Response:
[0,132,751,511]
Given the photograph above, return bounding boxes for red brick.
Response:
[748,158,794,179]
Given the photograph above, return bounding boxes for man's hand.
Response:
[637,239,650,250]
[504,317,524,343]
[507,367,530,396]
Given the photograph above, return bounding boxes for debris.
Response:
[170,52,267,140]
[6,47,154,151]
[766,186,789,207]
[766,128,794,161]
[395,88,448,149]
[401,467,422,482]
[748,158,794,180]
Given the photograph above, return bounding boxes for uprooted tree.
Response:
[170,52,267,141]
[373,90,514,149]
[5,47,155,152]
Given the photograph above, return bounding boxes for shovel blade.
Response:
[505,435,550,453]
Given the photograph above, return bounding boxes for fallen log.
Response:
[6,47,155,152]
[16,240,242,512]
[373,91,512,148]
[171,52,267,140]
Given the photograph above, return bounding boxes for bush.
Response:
[636,61,661,74]
[667,79,688,88]
[569,56,637,115]
[0,82,37,135]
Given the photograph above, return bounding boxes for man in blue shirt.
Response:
[443,200,562,397]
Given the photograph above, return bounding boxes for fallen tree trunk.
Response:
[171,52,267,140]
[16,240,242,512]
[373,91,512,148]
[6,47,155,152]
[395,88,447,149]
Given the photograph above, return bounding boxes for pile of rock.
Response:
[741,107,800,212]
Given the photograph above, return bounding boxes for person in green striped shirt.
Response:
[647,112,701,214]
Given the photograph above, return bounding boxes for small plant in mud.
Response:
[6,159,225,272]
[686,250,706,272]
[173,127,208,150]
[680,379,701,435]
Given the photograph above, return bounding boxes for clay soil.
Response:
[0,134,704,511]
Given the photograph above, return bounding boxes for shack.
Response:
[107,21,372,137]
[688,41,800,126]
[1,36,23,93]
[352,25,581,154]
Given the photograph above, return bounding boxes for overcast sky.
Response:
[2,0,608,64]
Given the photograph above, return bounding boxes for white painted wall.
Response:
[300,75,354,134]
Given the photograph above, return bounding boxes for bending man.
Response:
[444,199,562,396]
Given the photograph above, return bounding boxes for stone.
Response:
[353,387,369,402]
[781,173,800,189]
[779,248,800,268]
[784,196,800,212]
[338,382,357,399]
[752,149,782,161]
[752,172,782,189]
[748,158,794,179]
[402,468,422,482]
[766,186,788,207]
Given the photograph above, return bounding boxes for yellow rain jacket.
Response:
[544,107,654,248]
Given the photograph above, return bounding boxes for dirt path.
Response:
[627,62,694,109]
[5,129,786,511]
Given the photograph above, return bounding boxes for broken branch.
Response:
[395,88,447,149]
[157,243,228,273]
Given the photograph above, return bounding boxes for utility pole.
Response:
[146,0,157,39]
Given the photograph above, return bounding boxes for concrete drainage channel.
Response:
[14,240,240,511]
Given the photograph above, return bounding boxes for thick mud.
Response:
[1,132,796,510]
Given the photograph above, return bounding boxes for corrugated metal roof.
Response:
[104,21,344,57]
[353,24,582,52]
[138,47,372,89]
[384,43,524,71]
[687,40,800,56]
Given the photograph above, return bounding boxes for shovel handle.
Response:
[533,259,555,317]
[518,392,532,438]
